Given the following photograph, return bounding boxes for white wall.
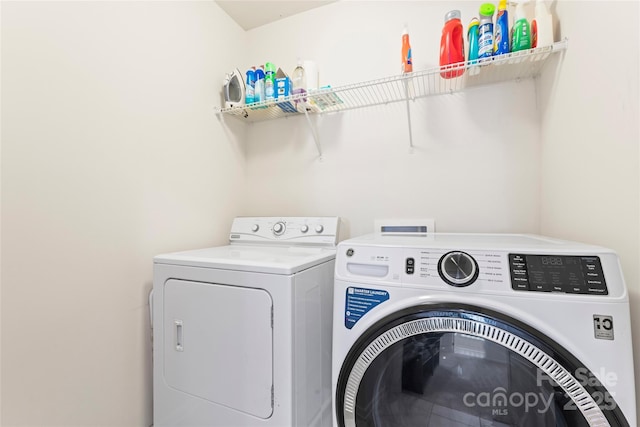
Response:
[1,2,246,425]
[243,0,640,424]
[539,0,640,420]
[2,0,638,425]
[242,0,542,238]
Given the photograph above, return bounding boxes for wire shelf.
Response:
[217,39,567,123]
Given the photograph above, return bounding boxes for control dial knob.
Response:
[251,224,259,232]
[315,225,324,234]
[438,251,479,287]
[272,222,286,236]
[300,225,309,233]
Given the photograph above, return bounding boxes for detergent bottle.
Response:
[401,24,413,73]
[511,0,532,52]
[493,0,510,55]
[245,68,256,104]
[439,10,465,78]
[254,66,265,103]
[264,62,276,101]
[467,18,480,75]
[532,0,553,48]
[478,3,496,59]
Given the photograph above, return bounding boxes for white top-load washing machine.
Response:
[332,233,636,427]
[153,217,340,427]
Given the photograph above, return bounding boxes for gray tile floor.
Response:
[374,391,511,427]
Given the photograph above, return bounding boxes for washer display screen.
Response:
[509,254,608,295]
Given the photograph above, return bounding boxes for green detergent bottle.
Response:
[511,0,532,52]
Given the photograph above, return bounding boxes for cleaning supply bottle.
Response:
[478,3,496,59]
[401,24,413,73]
[302,60,319,91]
[493,0,510,55]
[467,18,480,75]
[439,10,465,79]
[291,60,307,109]
[511,1,532,52]
[264,62,276,101]
[254,66,265,103]
[532,0,553,48]
[245,68,256,104]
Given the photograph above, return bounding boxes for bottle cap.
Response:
[468,17,479,29]
[444,10,461,22]
[479,3,496,16]
[265,62,276,73]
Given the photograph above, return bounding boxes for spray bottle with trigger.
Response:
[510,0,532,52]
[531,0,554,48]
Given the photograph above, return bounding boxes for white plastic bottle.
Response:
[291,60,307,111]
[533,0,554,48]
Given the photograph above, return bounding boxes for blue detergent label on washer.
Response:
[345,287,389,329]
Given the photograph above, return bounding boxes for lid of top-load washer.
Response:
[338,233,612,253]
[154,244,336,275]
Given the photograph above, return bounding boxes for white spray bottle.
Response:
[532,0,554,48]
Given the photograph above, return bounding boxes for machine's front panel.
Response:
[163,279,274,419]
[334,307,630,427]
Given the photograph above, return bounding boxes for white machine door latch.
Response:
[175,319,184,351]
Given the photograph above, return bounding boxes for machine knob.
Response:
[251,224,259,232]
[300,225,309,233]
[315,224,324,234]
[273,222,286,236]
[438,251,479,287]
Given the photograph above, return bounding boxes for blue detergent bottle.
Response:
[493,0,510,55]
[245,68,256,104]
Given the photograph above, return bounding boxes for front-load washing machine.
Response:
[153,217,340,427]
[332,233,636,427]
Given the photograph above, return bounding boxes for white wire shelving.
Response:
[216,39,568,157]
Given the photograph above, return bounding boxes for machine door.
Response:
[164,279,273,419]
[336,304,629,427]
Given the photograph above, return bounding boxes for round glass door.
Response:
[335,305,629,427]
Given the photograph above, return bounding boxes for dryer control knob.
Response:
[438,251,479,287]
[273,222,286,236]
[315,225,324,234]
[300,225,309,233]
[251,224,259,232]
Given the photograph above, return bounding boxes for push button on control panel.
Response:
[405,258,415,275]
[581,257,607,294]
[509,254,530,290]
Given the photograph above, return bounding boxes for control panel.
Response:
[229,217,340,246]
[509,254,608,295]
[337,243,614,297]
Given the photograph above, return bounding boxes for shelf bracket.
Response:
[302,105,323,159]
[403,80,414,151]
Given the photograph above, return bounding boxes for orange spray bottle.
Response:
[401,24,413,73]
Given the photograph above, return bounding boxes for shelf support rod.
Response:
[302,105,323,159]
[403,80,414,150]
